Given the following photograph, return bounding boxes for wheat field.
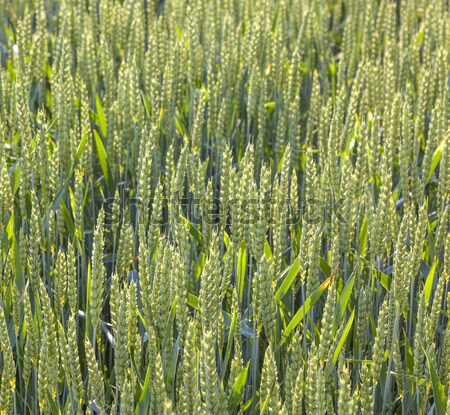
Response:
[0,0,449,414]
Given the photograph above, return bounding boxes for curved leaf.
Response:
[277,275,332,349]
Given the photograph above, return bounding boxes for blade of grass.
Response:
[422,343,446,415]
[275,258,300,301]
[277,275,332,350]
[227,360,250,412]
[237,242,247,304]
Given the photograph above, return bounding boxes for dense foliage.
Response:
[0,0,449,414]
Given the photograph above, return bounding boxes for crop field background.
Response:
[0,0,449,414]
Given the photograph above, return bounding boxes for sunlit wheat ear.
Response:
[260,342,283,414]
[178,318,196,413]
[147,326,168,415]
[85,337,106,413]
[38,326,53,414]
[90,207,106,332]
[119,375,134,415]
[126,279,140,363]
[53,251,66,313]
[438,130,450,204]
[114,289,128,398]
[283,330,302,413]
[28,192,43,294]
[201,328,228,414]
[73,170,84,242]
[0,145,13,237]
[65,242,78,316]
[0,307,15,414]
[67,315,83,411]
[358,363,373,414]
[317,277,336,363]
[23,293,38,385]
[151,242,173,343]
[198,237,222,339]
[116,220,135,282]
[371,296,388,388]
[253,254,276,337]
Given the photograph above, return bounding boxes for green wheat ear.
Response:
[0,307,15,415]
[90,207,106,333]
